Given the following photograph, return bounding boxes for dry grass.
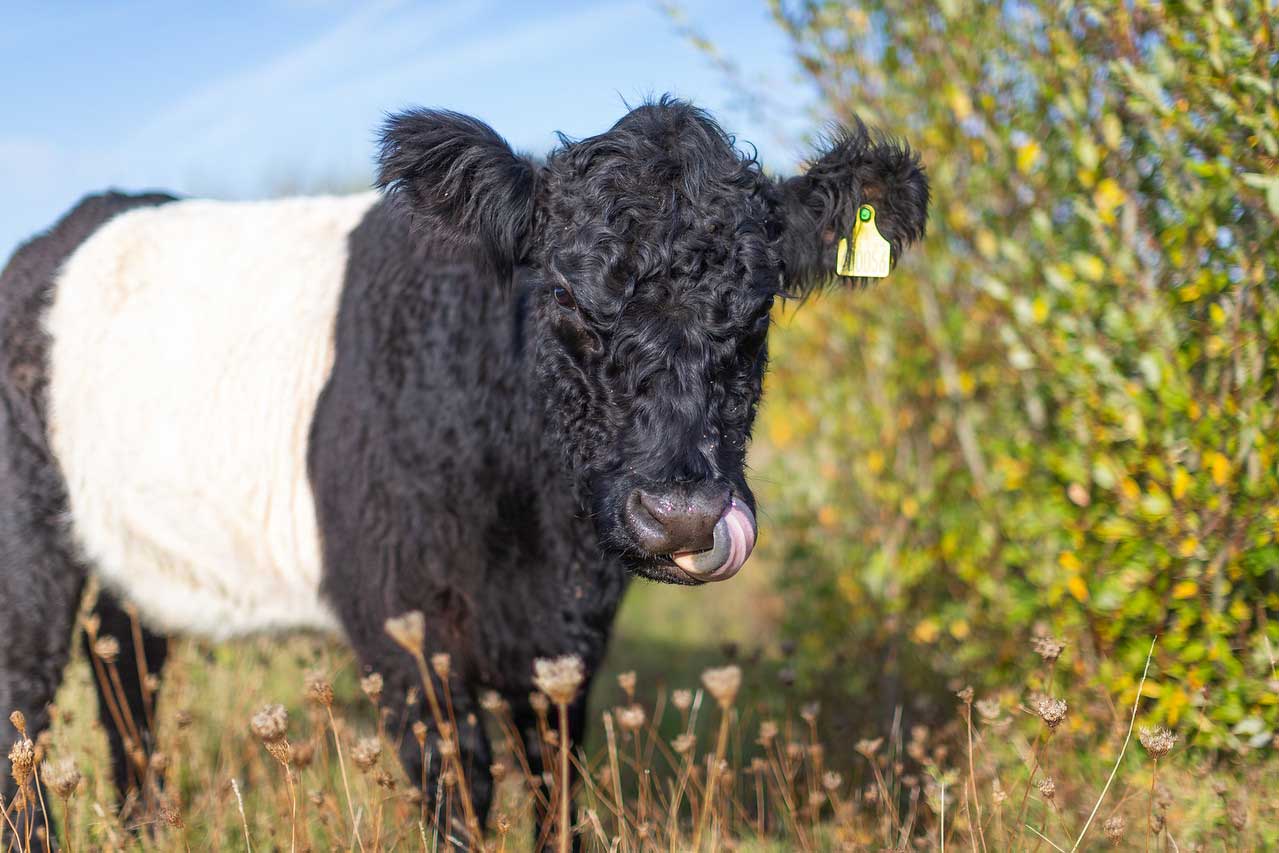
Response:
[5,616,1279,852]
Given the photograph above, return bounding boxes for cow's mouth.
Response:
[668,498,756,583]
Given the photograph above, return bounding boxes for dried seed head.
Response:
[351,737,381,772]
[1033,695,1068,729]
[1138,726,1176,759]
[250,704,289,742]
[672,689,693,712]
[374,768,396,790]
[1102,814,1125,845]
[143,673,161,695]
[175,710,194,729]
[92,635,121,663]
[480,691,505,713]
[822,771,843,792]
[672,733,696,755]
[490,762,507,782]
[1037,777,1056,801]
[855,737,883,758]
[532,655,585,705]
[266,739,292,766]
[616,704,646,733]
[750,757,767,775]
[304,674,334,708]
[9,712,26,736]
[808,790,825,810]
[160,798,184,828]
[8,736,34,787]
[801,702,820,724]
[529,691,550,715]
[42,758,81,799]
[700,665,741,708]
[438,738,458,759]
[616,670,636,699]
[786,741,804,760]
[758,720,779,746]
[360,673,384,704]
[384,611,426,656]
[992,779,1007,805]
[430,653,451,680]
[956,686,974,705]
[412,721,428,747]
[976,698,1002,720]
[1032,636,1065,663]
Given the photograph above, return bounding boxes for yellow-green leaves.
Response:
[764,0,1279,750]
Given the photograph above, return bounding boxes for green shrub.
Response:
[755,0,1279,749]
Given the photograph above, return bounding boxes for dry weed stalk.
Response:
[533,655,585,853]
[385,612,480,846]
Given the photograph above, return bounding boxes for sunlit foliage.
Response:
[756,0,1279,749]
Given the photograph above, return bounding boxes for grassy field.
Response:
[5,561,1277,851]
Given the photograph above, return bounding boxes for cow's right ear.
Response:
[377,109,538,279]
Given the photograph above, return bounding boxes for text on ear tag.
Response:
[835,204,892,278]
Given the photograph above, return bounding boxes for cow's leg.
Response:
[80,589,169,810]
[0,458,86,850]
[511,688,591,850]
[343,629,494,841]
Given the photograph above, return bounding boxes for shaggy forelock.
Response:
[537,99,778,299]
[531,99,775,502]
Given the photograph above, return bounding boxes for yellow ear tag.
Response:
[835,204,892,278]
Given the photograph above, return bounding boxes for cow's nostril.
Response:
[626,485,728,555]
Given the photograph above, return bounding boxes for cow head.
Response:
[378,98,928,584]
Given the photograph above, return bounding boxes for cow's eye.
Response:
[552,285,577,310]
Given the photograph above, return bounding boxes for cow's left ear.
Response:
[775,120,929,295]
[377,108,538,280]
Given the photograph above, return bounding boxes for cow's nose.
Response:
[624,484,731,555]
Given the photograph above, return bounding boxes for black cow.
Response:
[0,97,927,838]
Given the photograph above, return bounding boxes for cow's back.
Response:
[44,192,377,638]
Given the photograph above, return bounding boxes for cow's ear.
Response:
[378,109,538,279]
[775,120,929,296]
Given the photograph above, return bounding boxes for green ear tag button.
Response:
[836,204,892,278]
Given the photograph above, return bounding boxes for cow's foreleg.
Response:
[345,628,494,843]
[80,589,169,815]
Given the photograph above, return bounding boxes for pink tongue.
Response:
[672,499,756,581]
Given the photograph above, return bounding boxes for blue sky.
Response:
[0,0,818,259]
